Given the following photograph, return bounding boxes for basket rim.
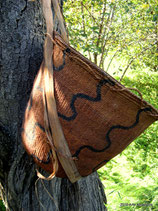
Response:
[53,32,158,120]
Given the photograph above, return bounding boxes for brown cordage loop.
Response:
[110,87,143,108]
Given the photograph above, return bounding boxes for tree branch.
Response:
[81,2,96,22]
[81,1,92,61]
[81,1,86,34]
[106,48,121,72]
[99,5,115,68]
[120,43,156,81]
[94,2,107,65]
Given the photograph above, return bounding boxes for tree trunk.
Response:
[0,0,107,210]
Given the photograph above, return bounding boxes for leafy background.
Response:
[1,0,157,210]
[64,0,158,210]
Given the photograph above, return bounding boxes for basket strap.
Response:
[41,0,81,183]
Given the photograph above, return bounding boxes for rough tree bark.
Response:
[0,0,107,210]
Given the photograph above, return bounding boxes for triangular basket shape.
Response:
[22,32,158,178]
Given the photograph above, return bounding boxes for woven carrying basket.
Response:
[22,32,158,178]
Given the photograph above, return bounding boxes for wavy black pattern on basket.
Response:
[58,79,115,121]
[22,122,45,141]
[92,160,109,172]
[23,78,115,165]
[72,107,152,158]
[32,149,52,164]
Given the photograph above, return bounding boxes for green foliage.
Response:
[63,1,158,210]
[64,0,158,72]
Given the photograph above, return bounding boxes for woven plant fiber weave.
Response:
[22,32,158,178]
